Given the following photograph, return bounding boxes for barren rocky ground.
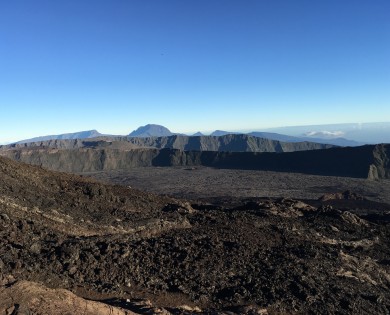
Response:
[1,157,390,314]
[85,167,390,204]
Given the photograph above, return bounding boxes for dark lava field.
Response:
[86,166,390,203]
[1,156,390,314]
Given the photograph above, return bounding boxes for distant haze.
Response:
[265,122,390,144]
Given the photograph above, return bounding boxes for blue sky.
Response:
[1,0,389,143]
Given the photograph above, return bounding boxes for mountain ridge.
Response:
[16,130,103,144]
[3,134,335,153]
[125,134,335,152]
[13,122,388,146]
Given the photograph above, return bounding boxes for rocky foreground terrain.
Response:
[1,156,390,314]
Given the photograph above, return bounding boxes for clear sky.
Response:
[1,0,389,143]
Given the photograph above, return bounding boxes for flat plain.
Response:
[85,167,390,203]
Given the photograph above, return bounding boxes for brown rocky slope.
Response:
[0,156,389,314]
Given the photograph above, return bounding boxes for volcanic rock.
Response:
[0,155,389,314]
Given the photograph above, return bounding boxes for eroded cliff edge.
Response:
[0,143,389,179]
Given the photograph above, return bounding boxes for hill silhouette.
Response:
[17,130,103,144]
[129,124,174,137]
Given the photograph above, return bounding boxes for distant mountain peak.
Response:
[210,130,241,137]
[17,130,102,144]
[129,124,173,137]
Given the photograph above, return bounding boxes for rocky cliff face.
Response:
[126,134,335,152]
[2,134,335,153]
[0,148,159,173]
[0,144,389,179]
[369,144,390,180]
[150,145,390,179]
